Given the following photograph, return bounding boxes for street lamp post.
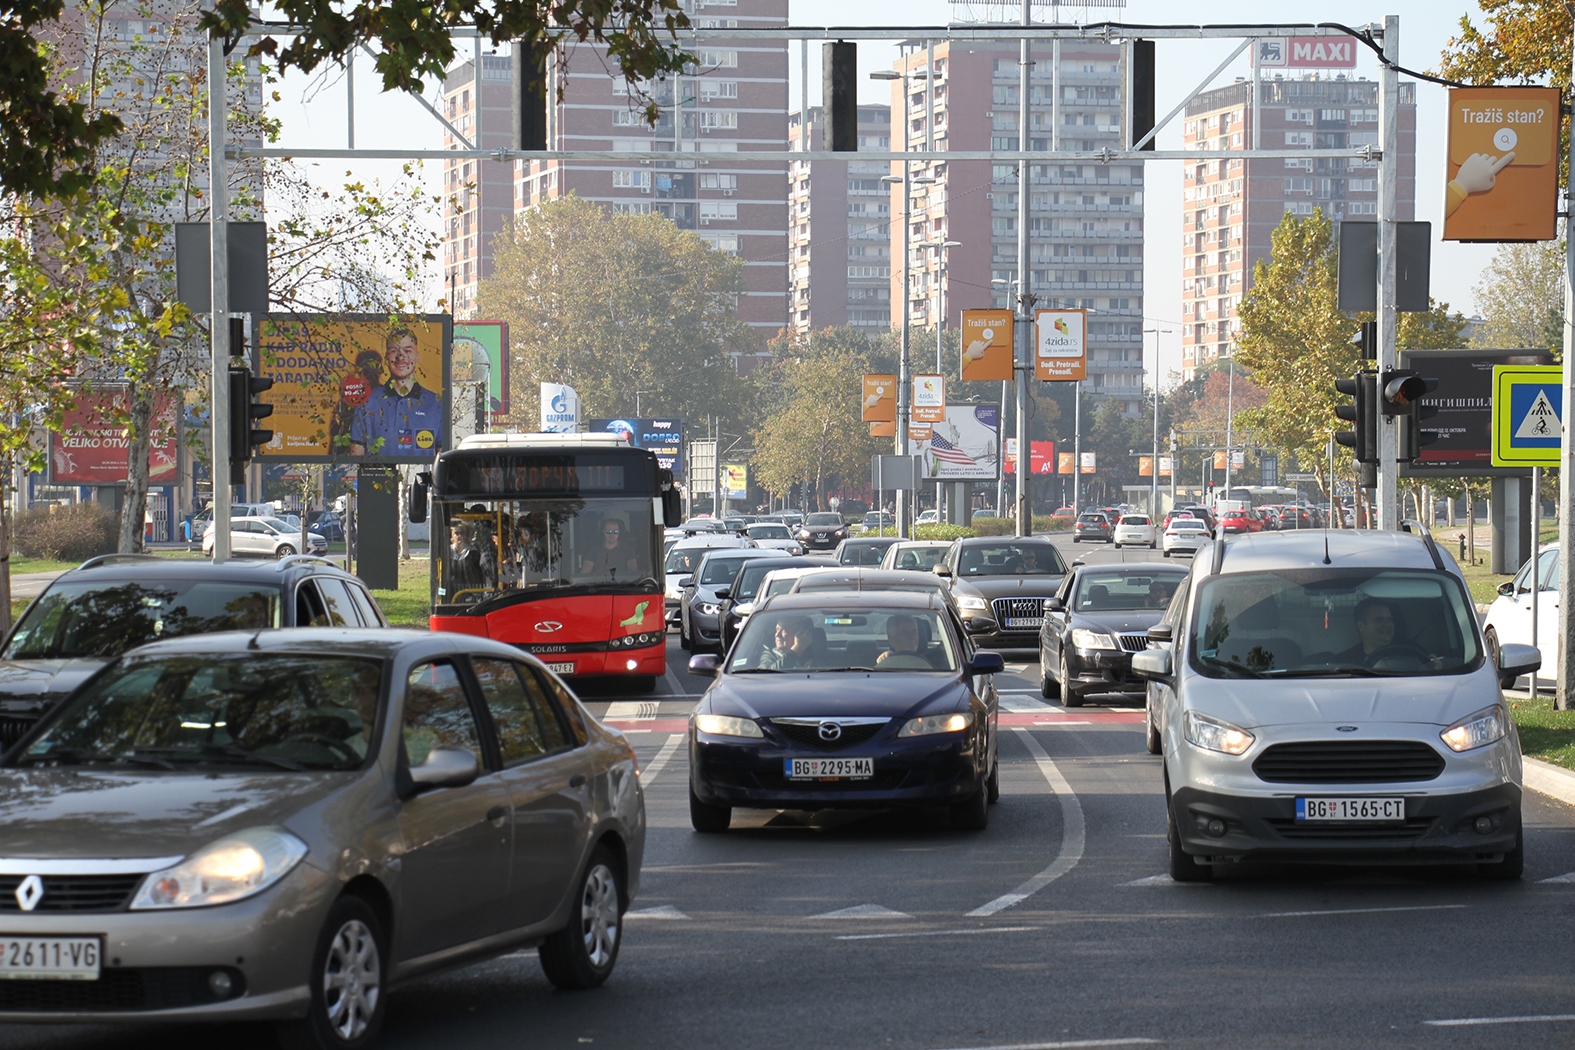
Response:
[918,238,961,521]
[1144,327,1173,515]
[873,64,938,540]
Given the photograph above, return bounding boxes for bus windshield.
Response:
[437,497,656,604]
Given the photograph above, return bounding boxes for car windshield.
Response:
[1190,568,1481,678]
[12,653,382,771]
[4,581,281,660]
[1075,570,1187,612]
[260,517,297,533]
[806,513,842,526]
[1169,521,1206,532]
[729,608,958,673]
[700,556,750,587]
[736,562,794,600]
[839,543,889,566]
[749,525,791,539]
[957,542,1066,576]
[890,545,946,570]
[666,547,706,574]
[1120,516,1150,526]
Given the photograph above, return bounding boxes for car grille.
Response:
[992,597,1050,624]
[1117,634,1149,653]
[1252,741,1446,784]
[1265,817,1434,841]
[0,967,245,1012]
[769,721,886,751]
[0,874,144,913]
[753,770,909,791]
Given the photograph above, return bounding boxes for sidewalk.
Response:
[10,571,66,600]
[1524,756,1575,809]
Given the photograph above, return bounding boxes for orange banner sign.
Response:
[863,374,896,422]
[1444,87,1559,242]
[960,309,1014,381]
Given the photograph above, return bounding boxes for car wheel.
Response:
[1150,541,1157,550]
[1072,537,1080,543]
[950,785,989,830]
[1145,698,1162,755]
[1484,628,1516,690]
[276,544,297,558]
[275,895,386,1050]
[1113,542,1121,550]
[689,785,731,833]
[986,756,1000,804]
[539,846,624,989]
[1166,787,1213,883]
[1478,827,1524,880]
[1162,550,1171,558]
[1060,652,1083,708]
[1039,650,1061,700]
[679,619,692,651]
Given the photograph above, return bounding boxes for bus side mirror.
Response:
[409,480,428,524]
[662,489,682,527]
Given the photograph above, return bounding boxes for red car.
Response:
[1217,507,1265,534]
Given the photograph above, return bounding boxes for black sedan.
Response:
[685,592,1003,831]
[1039,562,1187,706]
[933,537,1068,649]
[795,512,850,551]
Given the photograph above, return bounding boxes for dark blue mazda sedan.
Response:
[685,591,1003,832]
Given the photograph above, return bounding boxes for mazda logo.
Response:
[534,621,563,633]
[817,722,843,741]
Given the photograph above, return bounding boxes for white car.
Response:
[1113,514,1157,549]
[728,564,835,641]
[1482,544,1559,685]
[915,509,939,525]
[879,540,952,572]
[202,516,328,558]
[664,534,754,626]
[1162,519,1210,557]
[745,522,803,555]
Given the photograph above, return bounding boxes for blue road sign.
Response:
[1492,365,1563,467]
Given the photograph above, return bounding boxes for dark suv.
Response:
[0,554,388,746]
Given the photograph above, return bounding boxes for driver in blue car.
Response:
[876,613,929,667]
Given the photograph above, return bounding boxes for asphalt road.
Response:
[6,535,1574,1050]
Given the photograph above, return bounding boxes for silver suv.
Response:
[1134,529,1539,882]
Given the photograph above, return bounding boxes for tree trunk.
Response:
[0,456,12,633]
[118,384,156,554]
[399,471,410,561]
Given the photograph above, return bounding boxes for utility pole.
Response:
[1556,20,1575,710]
[1014,0,1032,537]
[1376,14,1401,530]
[207,28,231,563]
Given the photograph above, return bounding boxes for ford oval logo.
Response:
[535,621,563,633]
[1336,725,1359,733]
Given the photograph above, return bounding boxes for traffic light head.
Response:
[1333,373,1377,464]
[1380,370,1433,417]
[1396,374,1441,462]
[228,366,274,467]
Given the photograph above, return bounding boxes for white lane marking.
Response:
[1263,904,1467,919]
[1423,1014,1575,1027]
[1538,871,1575,883]
[628,905,690,920]
[834,926,1040,942]
[920,1041,1158,1050]
[638,734,684,786]
[966,728,1085,917]
[1000,694,1052,713]
[811,903,913,919]
[605,701,657,720]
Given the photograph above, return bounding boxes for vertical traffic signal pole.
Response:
[207,27,231,563]
[1014,0,1032,538]
[1558,30,1575,711]
[1375,15,1400,530]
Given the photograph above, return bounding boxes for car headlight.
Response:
[130,827,308,910]
[698,601,721,616]
[1183,710,1255,755]
[1440,706,1507,752]
[956,595,988,612]
[695,713,764,738]
[1071,628,1117,649]
[898,711,974,737]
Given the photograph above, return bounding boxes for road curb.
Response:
[1523,755,1575,808]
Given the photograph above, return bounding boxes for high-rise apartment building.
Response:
[440,55,515,319]
[786,105,893,331]
[449,0,787,333]
[884,40,1147,414]
[1181,76,1416,377]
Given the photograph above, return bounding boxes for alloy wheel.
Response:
[580,863,621,968]
[323,918,381,1042]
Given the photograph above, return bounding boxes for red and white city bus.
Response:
[426,433,680,688]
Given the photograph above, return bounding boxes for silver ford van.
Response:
[1134,529,1540,881]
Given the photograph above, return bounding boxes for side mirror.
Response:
[405,745,479,797]
[1071,558,1086,567]
[969,651,1005,675]
[1498,580,1516,597]
[1497,642,1541,681]
[1043,596,1065,613]
[662,488,683,527]
[1146,623,1174,642]
[715,588,731,601]
[408,480,428,524]
[688,654,722,677]
[965,617,997,634]
[1130,648,1173,681]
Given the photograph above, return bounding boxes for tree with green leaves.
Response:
[1471,241,1565,353]
[478,194,758,430]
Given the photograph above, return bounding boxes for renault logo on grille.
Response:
[817,722,843,741]
[15,875,42,912]
[534,621,563,633]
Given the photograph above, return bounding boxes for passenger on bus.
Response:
[449,523,484,596]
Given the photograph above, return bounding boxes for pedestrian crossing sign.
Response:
[1492,365,1563,467]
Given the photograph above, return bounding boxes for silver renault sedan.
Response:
[0,629,644,1047]
[1134,530,1539,882]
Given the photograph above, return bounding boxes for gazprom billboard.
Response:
[588,417,685,479]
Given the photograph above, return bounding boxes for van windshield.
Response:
[1188,568,1481,678]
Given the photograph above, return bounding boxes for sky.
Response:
[270,0,1501,390]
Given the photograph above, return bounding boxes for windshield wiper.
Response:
[1269,666,1392,678]
[733,667,783,674]
[1197,655,1270,679]
[22,748,175,770]
[136,744,306,771]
